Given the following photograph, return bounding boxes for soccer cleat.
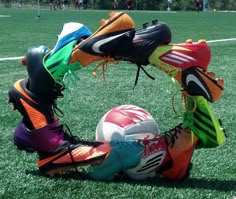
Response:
[149,40,212,74]
[116,19,172,66]
[44,22,92,85]
[69,12,136,66]
[90,136,171,181]
[148,39,224,102]
[70,16,172,67]
[182,95,226,148]
[49,22,92,58]
[160,124,199,180]
[24,46,56,95]
[14,120,73,153]
[37,140,111,177]
[8,78,63,130]
[180,67,224,103]
[125,135,171,180]
[21,24,92,93]
[90,126,196,181]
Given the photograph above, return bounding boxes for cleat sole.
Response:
[16,144,36,153]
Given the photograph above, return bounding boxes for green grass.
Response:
[0,8,236,199]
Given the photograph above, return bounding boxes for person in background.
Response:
[79,0,83,9]
[49,0,56,10]
[62,0,68,10]
[56,0,62,9]
[18,0,22,8]
[127,0,132,11]
[195,0,201,12]
[204,0,209,11]
[83,0,88,9]
[167,0,172,11]
[74,0,79,9]
[113,0,118,10]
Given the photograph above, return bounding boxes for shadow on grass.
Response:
[26,169,236,192]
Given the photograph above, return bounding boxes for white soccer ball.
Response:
[95,104,160,141]
[95,104,160,180]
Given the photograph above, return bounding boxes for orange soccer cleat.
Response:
[161,124,199,180]
[38,140,111,176]
[8,78,61,130]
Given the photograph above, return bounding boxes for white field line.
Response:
[0,56,24,61]
[206,38,236,43]
[0,38,236,62]
[0,15,11,17]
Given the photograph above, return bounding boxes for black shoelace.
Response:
[163,123,183,148]
[50,83,65,118]
[133,64,155,89]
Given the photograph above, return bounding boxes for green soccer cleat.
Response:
[182,95,226,148]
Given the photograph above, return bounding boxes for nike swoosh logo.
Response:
[38,150,66,167]
[186,74,210,99]
[92,32,127,54]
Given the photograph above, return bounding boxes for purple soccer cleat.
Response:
[14,120,66,153]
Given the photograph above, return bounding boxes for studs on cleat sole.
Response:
[43,167,74,177]
[152,19,158,25]
[143,22,149,28]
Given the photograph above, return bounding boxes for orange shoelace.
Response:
[92,57,119,85]
[172,89,197,117]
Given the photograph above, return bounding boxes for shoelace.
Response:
[49,83,66,118]
[163,123,183,148]
[92,59,155,88]
[48,124,104,174]
[133,64,155,89]
[164,123,196,148]
[93,57,119,85]
[171,89,197,118]
[138,124,194,156]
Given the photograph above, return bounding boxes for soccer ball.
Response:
[95,104,160,142]
[95,104,160,180]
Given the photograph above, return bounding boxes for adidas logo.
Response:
[161,50,197,64]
